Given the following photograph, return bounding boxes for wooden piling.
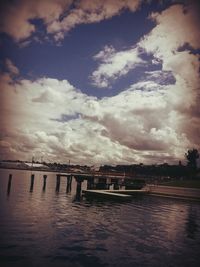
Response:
[66,175,72,193]
[87,177,94,190]
[75,177,84,198]
[56,174,61,192]
[7,174,12,195]
[43,175,47,191]
[114,183,119,190]
[30,174,35,192]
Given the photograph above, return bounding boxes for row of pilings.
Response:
[6,172,127,197]
[6,173,83,197]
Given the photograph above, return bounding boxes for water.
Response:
[0,169,200,267]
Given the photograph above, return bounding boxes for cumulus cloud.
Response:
[0,0,142,42]
[137,3,200,159]
[91,45,145,88]
[100,83,190,153]
[144,70,175,85]
[87,2,200,162]
[47,0,142,40]
[5,59,19,75]
[0,74,132,164]
[1,71,198,165]
[0,0,72,41]
[139,3,200,91]
[90,3,200,89]
[140,4,200,57]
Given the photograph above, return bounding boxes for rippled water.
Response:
[0,169,200,267]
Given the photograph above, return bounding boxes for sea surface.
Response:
[0,169,200,267]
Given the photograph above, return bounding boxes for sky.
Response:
[0,0,200,166]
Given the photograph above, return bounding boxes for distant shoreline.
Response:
[0,166,66,173]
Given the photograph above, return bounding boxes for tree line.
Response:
[99,149,199,179]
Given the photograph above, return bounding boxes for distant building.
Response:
[0,161,49,170]
[24,162,49,169]
[0,161,27,169]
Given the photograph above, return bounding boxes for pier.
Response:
[5,171,147,196]
[4,171,200,201]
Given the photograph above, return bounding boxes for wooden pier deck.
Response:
[82,189,149,200]
[82,190,132,200]
[105,189,149,195]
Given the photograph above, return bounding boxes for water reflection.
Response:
[7,174,12,196]
[29,174,35,192]
[186,207,199,239]
[66,175,72,193]
[42,175,47,192]
[55,175,61,192]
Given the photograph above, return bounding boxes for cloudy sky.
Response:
[0,0,199,165]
